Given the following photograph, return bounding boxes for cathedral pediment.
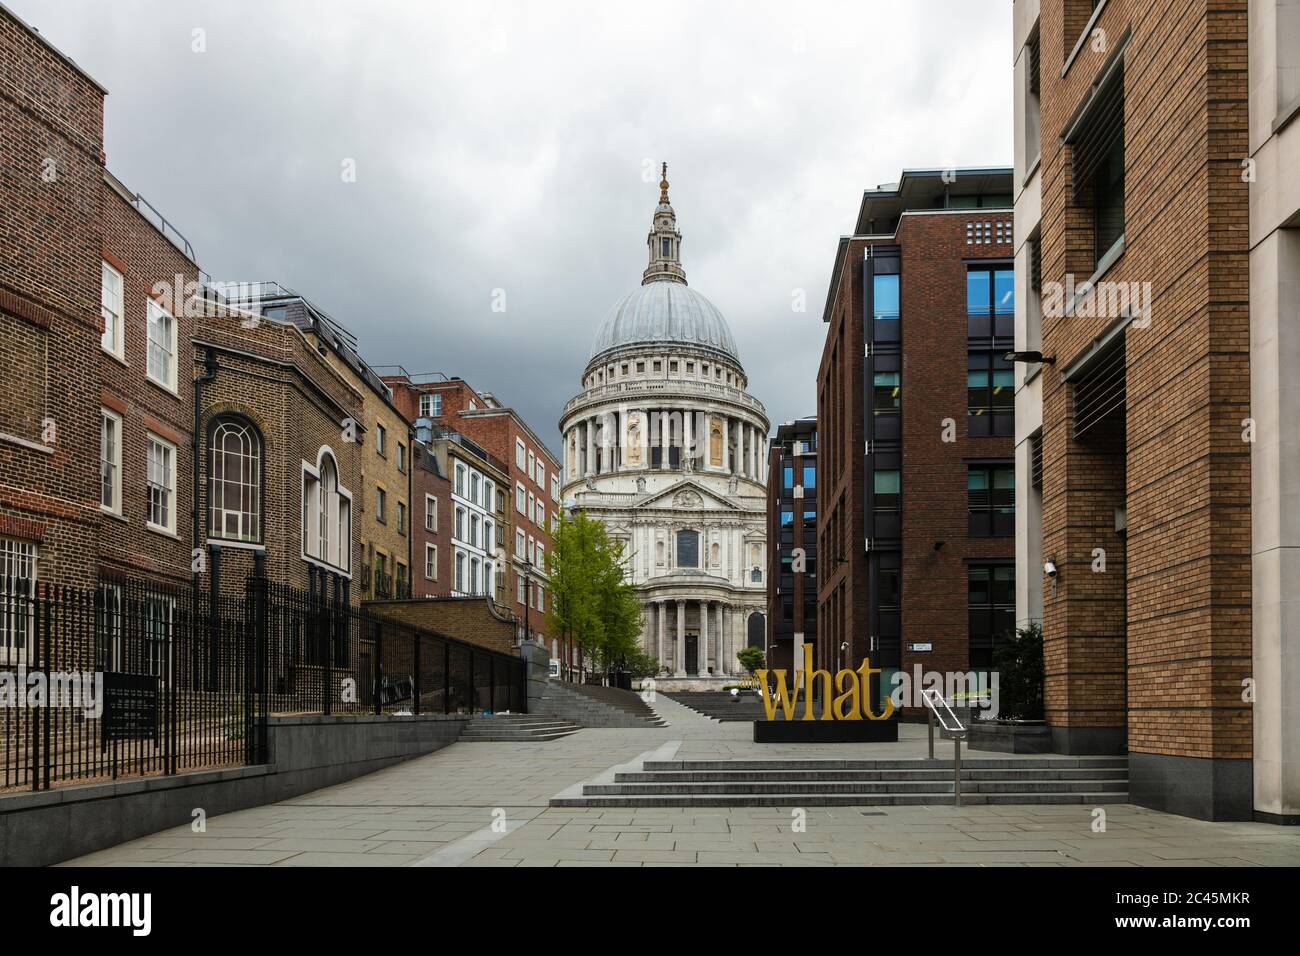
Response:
[639,479,741,513]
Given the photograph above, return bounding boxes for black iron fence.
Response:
[0,574,525,792]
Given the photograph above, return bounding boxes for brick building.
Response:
[193,293,365,605]
[381,371,560,648]
[98,172,200,593]
[1,5,107,607]
[409,436,451,599]
[1009,0,1269,820]
[766,416,818,674]
[817,168,1016,708]
[221,286,414,602]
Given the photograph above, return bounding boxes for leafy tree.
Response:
[736,646,766,677]
[546,510,644,682]
[993,622,1045,720]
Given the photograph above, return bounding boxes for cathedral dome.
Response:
[588,163,740,365]
[589,282,738,362]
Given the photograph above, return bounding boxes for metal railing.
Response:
[0,573,525,793]
[922,687,967,807]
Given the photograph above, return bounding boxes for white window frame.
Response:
[425,543,437,581]
[146,432,177,535]
[515,482,526,513]
[101,261,124,359]
[146,298,178,393]
[0,538,37,665]
[300,448,353,575]
[516,438,526,468]
[101,408,122,515]
[515,528,526,557]
[551,475,560,503]
[535,499,545,526]
[425,495,438,532]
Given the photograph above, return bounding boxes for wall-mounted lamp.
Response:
[1004,350,1056,364]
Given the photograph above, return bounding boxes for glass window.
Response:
[376,486,386,522]
[101,410,122,513]
[873,273,900,322]
[146,434,176,532]
[783,465,794,489]
[146,299,177,391]
[969,464,1015,537]
[873,371,901,414]
[802,466,816,489]
[100,262,123,357]
[676,529,700,568]
[210,418,260,541]
[873,470,900,512]
[425,544,437,580]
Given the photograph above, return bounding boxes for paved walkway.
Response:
[63,695,1300,867]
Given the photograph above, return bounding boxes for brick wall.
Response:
[1035,0,1252,761]
[0,8,105,587]
[361,596,518,656]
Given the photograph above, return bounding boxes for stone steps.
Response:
[550,792,1132,808]
[551,756,1131,807]
[533,681,668,728]
[614,767,1129,783]
[460,715,581,742]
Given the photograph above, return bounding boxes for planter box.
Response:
[967,720,1051,754]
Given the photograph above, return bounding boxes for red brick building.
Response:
[817,168,1016,707]
[766,416,818,674]
[381,371,561,647]
[1,6,107,604]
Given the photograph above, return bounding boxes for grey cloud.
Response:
[14,0,1012,448]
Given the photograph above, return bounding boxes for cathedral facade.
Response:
[559,167,769,682]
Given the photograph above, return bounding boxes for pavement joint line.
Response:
[408,819,529,867]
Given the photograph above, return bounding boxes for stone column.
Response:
[683,410,693,470]
[659,409,669,468]
[585,417,596,476]
[749,426,757,478]
[722,416,731,473]
[699,599,710,675]
[718,603,729,676]
[675,599,686,677]
[656,601,666,669]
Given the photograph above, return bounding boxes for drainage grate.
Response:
[860,812,888,817]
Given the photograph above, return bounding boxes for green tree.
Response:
[546,510,644,682]
[736,646,766,677]
[993,622,1045,720]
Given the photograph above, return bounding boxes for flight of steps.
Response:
[550,756,1130,807]
[665,691,771,722]
[533,680,668,728]
[459,714,581,742]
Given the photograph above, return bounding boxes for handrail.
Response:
[922,688,967,807]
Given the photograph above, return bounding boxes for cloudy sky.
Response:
[15,0,1012,454]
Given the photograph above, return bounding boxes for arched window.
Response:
[302,450,351,573]
[209,418,261,542]
[747,612,766,649]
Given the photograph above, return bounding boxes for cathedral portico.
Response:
[558,165,769,684]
